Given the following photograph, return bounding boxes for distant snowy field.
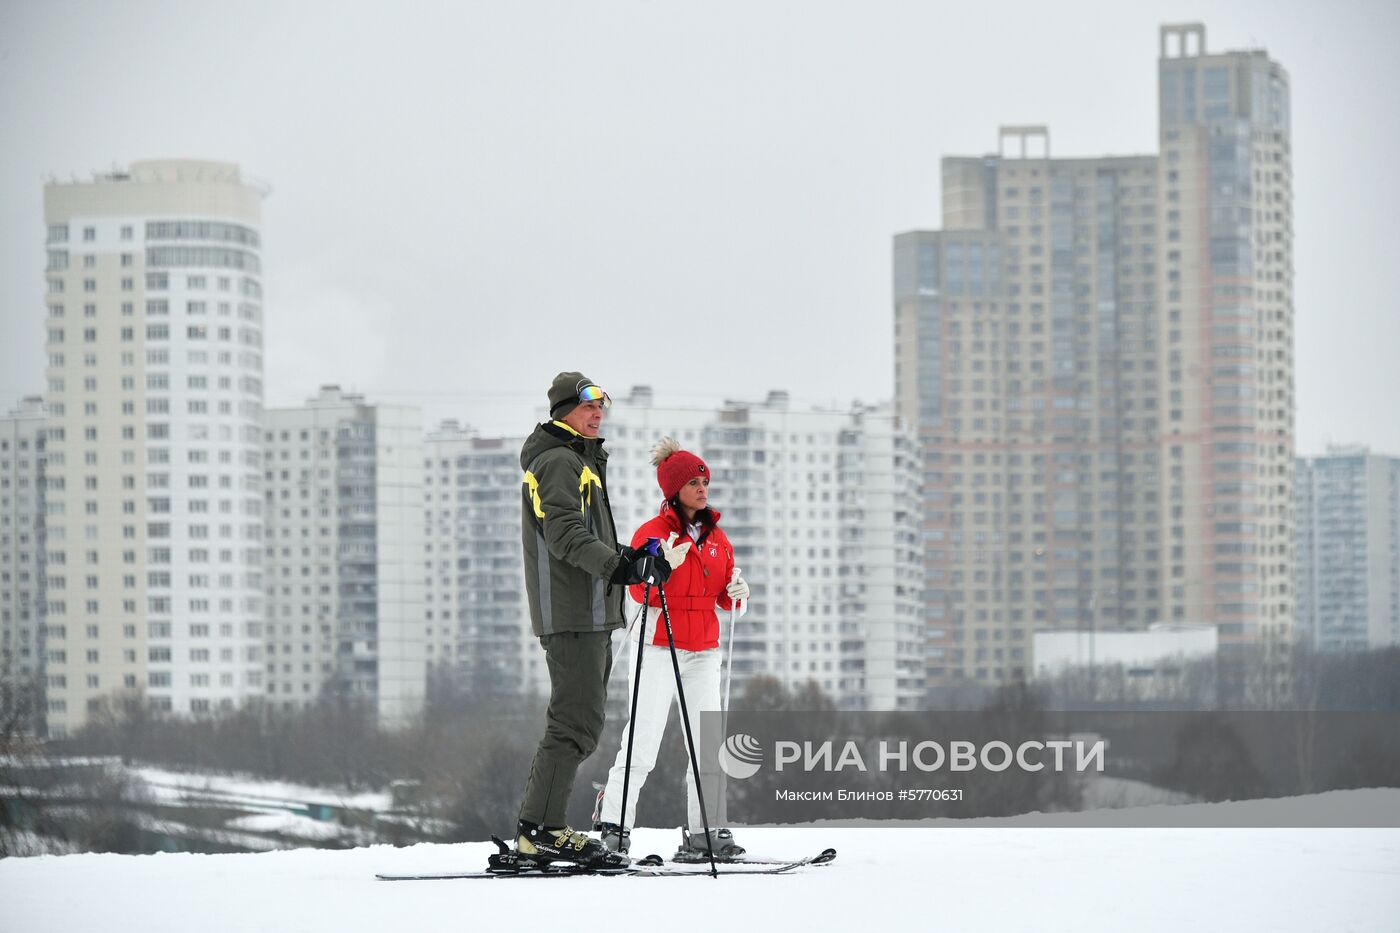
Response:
[4,792,1398,932]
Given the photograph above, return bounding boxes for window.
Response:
[147,220,259,247]
[147,246,259,273]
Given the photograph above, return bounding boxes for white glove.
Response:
[726,570,750,602]
[661,532,692,571]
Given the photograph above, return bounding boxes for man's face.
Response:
[562,399,606,437]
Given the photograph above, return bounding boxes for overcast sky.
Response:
[3,0,1397,453]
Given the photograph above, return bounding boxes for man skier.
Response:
[506,371,682,871]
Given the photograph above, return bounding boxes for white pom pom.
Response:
[650,435,682,467]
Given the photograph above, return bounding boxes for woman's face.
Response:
[677,474,710,516]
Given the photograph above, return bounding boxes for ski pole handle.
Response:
[730,566,747,618]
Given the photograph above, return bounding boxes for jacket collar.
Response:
[541,420,606,453]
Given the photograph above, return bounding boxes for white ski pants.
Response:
[599,614,721,835]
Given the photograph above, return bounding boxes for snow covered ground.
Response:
[3,791,1398,932]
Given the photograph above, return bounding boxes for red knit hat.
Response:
[651,436,708,500]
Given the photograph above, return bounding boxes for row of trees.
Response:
[1,673,835,855]
[5,645,1398,856]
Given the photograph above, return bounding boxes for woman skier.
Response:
[593,436,751,862]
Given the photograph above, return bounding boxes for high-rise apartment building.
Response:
[262,387,426,724]
[1,397,48,732]
[604,389,924,710]
[42,161,267,735]
[1296,448,1400,652]
[896,25,1294,688]
[422,422,541,697]
[1156,24,1294,667]
[899,142,1161,684]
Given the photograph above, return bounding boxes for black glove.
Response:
[610,544,673,586]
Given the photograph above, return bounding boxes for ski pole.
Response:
[718,569,740,831]
[656,585,719,878]
[617,574,653,854]
[722,567,744,714]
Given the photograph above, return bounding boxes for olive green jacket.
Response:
[519,421,626,636]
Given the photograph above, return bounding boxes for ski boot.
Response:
[590,782,631,853]
[514,820,630,870]
[672,827,745,863]
[593,821,631,854]
[486,835,541,874]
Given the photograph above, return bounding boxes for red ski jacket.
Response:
[628,502,737,652]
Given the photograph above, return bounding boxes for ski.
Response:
[672,847,837,868]
[376,843,659,881]
[635,851,827,876]
[375,848,835,881]
[375,866,636,881]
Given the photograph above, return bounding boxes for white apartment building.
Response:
[422,422,542,697]
[262,387,426,725]
[42,160,268,735]
[603,389,925,710]
[1296,447,1400,651]
[1,397,48,733]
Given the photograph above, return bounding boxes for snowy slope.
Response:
[3,792,1398,933]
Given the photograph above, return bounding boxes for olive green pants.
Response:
[518,630,614,828]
